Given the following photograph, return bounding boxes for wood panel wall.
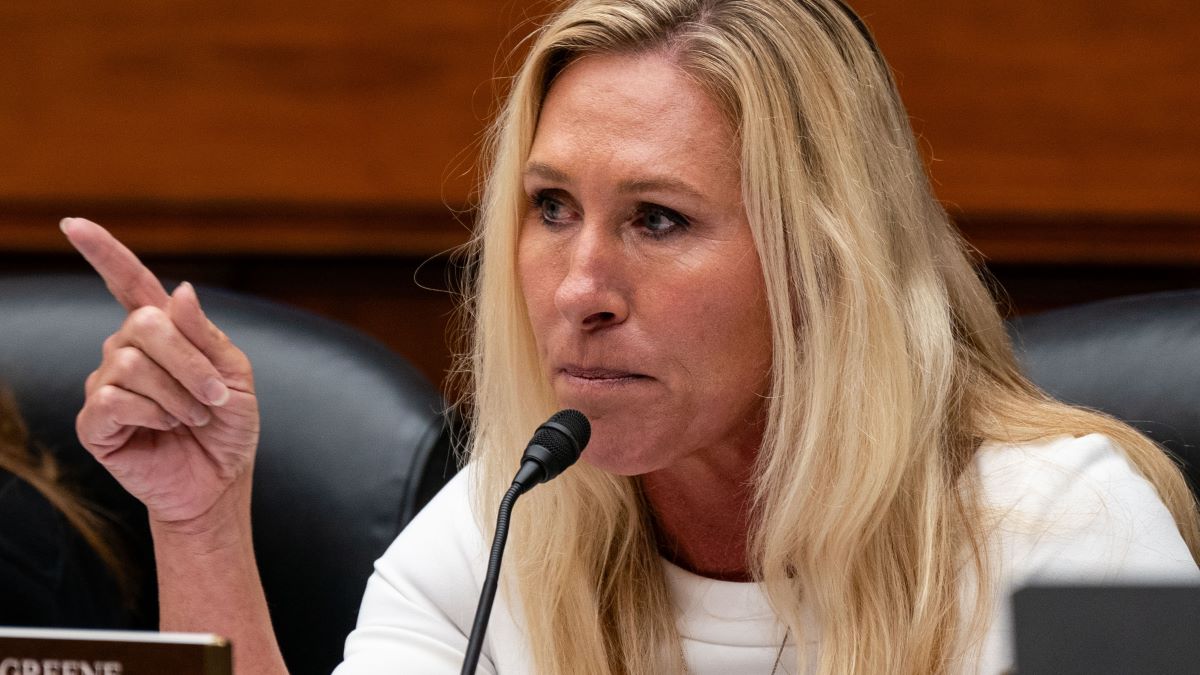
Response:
[1,0,1197,391]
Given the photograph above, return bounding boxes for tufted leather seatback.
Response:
[0,274,457,675]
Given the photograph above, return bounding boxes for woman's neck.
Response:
[639,449,758,582]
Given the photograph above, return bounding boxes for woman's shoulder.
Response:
[336,466,504,673]
[975,433,1147,506]
[972,433,1198,583]
[358,467,488,625]
[376,467,484,579]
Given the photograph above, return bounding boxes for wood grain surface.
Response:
[1,0,1196,261]
[1,0,1197,388]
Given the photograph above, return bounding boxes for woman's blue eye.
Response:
[528,192,688,238]
[531,192,573,226]
[543,199,565,221]
[640,206,689,238]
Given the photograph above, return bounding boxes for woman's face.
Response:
[517,51,773,476]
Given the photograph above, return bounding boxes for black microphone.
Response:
[460,410,590,675]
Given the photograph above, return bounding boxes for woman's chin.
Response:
[579,439,670,477]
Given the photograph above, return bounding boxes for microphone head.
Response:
[522,409,590,484]
[544,409,591,450]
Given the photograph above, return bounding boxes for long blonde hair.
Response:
[454,1,1200,673]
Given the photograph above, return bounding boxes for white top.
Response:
[333,434,1199,674]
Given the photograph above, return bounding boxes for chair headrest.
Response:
[0,274,453,675]
[1010,289,1200,494]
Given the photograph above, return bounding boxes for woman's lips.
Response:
[554,366,654,413]
[557,366,650,386]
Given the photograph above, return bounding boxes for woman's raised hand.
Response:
[62,217,260,526]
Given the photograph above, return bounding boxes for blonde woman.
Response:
[62,0,1198,673]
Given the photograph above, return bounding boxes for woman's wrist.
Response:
[148,482,254,555]
[149,484,286,675]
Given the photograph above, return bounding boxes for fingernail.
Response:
[167,416,182,429]
[204,378,230,407]
[191,407,212,427]
[180,281,200,305]
[59,217,75,234]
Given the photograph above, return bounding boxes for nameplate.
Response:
[0,628,230,675]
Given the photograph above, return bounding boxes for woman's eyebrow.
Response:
[616,177,704,201]
[524,161,704,201]
[523,161,570,184]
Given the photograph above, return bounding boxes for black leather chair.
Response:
[1,274,1196,672]
[0,274,458,675]
[1011,289,1200,497]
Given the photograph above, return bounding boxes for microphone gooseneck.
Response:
[460,409,590,675]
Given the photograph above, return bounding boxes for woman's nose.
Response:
[553,228,629,331]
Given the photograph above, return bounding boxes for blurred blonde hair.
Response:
[453,1,1200,673]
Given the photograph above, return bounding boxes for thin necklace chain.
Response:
[768,628,790,675]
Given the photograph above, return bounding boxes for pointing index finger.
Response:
[61,218,171,311]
